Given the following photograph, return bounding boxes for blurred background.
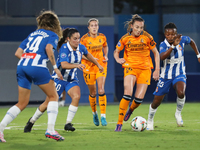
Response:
[0,0,200,105]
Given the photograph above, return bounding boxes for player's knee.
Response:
[134,97,143,104]
[98,89,105,95]
[123,95,132,101]
[177,92,185,99]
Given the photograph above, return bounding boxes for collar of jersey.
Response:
[164,39,171,47]
[67,42,79,51]
[87,32,99,37]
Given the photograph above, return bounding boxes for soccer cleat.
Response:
[0,132,6,143]
[45,130,64,141]
[175,113,183,126]
[101,116,107,126]
[146,120,154,130]
[24,117,34,133]
[115,124,122,132]
[64,123,75,131]
[93,114,99,126]
[124,108,133,121]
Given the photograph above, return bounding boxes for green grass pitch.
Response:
[0,103,200,150]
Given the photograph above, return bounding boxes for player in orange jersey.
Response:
[114,14,160,131]
[81,18,108,126]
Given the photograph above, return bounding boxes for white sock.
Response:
[101,114,106,118]
[0,105,21,132]
[31,108,44,123]
[176,96,185,114]
[66,105,78,124]
[148,104,157,122]
[47,101,58,132]
[92,111,98,115]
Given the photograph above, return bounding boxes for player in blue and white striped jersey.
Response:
[0,11,64,142]
[24,28,104,132]
[147,22,200,130]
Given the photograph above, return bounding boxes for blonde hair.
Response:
[36,10,62,39]
[124,14,144,32]
[88,18,99,26]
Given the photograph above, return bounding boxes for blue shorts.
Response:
[153,74,186,96]
[54,78,79,97]
[17,66,52,90]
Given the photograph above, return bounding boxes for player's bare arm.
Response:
[151,47,160,81]
[15,48,24,59]
[113,48,125,64]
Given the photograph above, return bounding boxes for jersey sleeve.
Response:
[80,37,85,45]
[159,42,167,54]
[103,35,108,47]
[19,37,29,50]
[48,34,59,50]
[116,38,124,51]
[59,45,70,63]
[181,36,191,45]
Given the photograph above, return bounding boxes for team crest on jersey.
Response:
[89,42,92,44]
[61,53,67,58]
[99,39,101,43]
[178,45,182,51]
[128,41,131,44]
[140,38,144,43]
[160,46,163,51]
[117,41,121,47]
[55,39,58,45]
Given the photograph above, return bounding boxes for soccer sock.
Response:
[0,105,21,132]
[98,93,107,117]
[129,98,143,111]
[117,95,131,124]
[66,105,78,124]
[148,104,157,121]
[47,101,58,132]
[31,108,44,123]
[89,95,97,113]
[176,96,185,114]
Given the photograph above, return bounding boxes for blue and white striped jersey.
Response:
[52,42,88,81]
[17,29,58,68]
[159,36,191,79]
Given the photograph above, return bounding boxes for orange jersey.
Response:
[116,31,156,69]
[81,33,108,74]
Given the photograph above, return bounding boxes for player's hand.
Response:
[97,64,104,73]
[103,56,108,62]
[173,34,182,46]
[77,64,85,71]
[153,69,160,81]
[54,68,63,80]
[116,58,126,64]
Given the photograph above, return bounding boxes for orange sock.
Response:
[89,95,97,113]
[99,94,107,115]
[117,97,130,124]
[130,99,141,111]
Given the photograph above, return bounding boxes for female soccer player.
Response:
[23,28,104,132]
[114,14,160,131]
[147,22,200,130]
[0,10,64,142]
[80,18,109,126]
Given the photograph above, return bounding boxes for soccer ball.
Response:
[131,116,147,132]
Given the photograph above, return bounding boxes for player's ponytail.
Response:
[124,14,144,33]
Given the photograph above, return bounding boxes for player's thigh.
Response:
[96,69,107,92]
[38,79,58,100]
[124,74,136,96]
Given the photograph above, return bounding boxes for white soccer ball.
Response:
[131,116,147,132]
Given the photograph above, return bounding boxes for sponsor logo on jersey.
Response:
[21,53,37,59]
[61,53,67,58]
[55,39,58,45]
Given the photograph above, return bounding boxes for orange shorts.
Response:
[124,67,151,85]
[83,68,107,85]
